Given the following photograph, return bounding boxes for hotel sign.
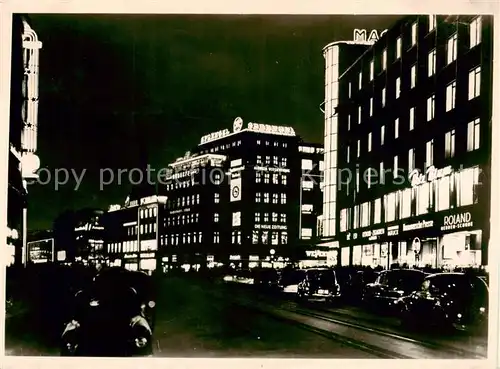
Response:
[247,122,295,136]
[353,29,388,43]
[441,211,474,231]
[402,220,434,232]
[255,224,287,230]
[200,129,231,144]
[409,165,453,187]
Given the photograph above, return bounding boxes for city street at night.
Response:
[5,273,487,358]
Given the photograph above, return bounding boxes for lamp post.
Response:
[270,248,275,269]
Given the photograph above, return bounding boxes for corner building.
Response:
[334,15,493,269]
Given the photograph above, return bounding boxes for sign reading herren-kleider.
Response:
[441,211,474,231]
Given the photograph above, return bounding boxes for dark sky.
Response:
[25,14,401,230]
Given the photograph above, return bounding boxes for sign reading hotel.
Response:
[353,29,388,43]
[409,165,453,187]
[402,220,434,232]
[441,212,474,231]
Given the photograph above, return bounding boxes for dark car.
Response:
[397,272,489,333]
[362,269,426,312]
[297,268,341,303]
[61,267,156,357]
[341,269,379,304]
[253,268,280,291]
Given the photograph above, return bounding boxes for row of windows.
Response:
[255,212,287,223]
[252,230,288,245]
[167,213,200,226]
[348,66,481,131]
[167,194,201,209]
[347,118,481,169]
[340,166,481,231]
[256,172,288,185]
[208,140,242,154]
[353,16,482,92]
[255,192,287,204]
[257,139,288,148]
[163,232,205,245]
[139,207,157,219]
[256,155,288,167]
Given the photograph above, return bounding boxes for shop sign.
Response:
[402,220,434,232]
[441,211,474,231]
[170,208,190,215]
[255,224,287,230]
[353,29,388,43]
[140,196,158,205]
[387,225,399,236]
[361,228,385,238]
[247,122,295,136]
[229,255,241,261]
[108,204,121,212]
[346,232,358,241]
[200,129,231,144]
[249,255,259,261]
[254,166,290,174]
[409,165,453,188]
[124,253,136,258]
[140,253,155,258]
[229,166,245,173]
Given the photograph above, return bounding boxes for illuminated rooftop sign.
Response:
[200,129,231,145]
[353,29,388,43]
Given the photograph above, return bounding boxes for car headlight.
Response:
[135,336,149,349]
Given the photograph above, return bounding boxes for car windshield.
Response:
[92,269,152,302]
[308,270,336,285]
[387,271,424,289]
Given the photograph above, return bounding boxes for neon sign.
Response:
[441,212,474,231]
[409,165,453,187]
[353,29,388,43]
[248,122,295,136]
[200,129,231,144]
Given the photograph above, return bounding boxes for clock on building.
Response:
[232,185,240,199]
[233,117,243,132]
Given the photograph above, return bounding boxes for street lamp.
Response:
[270,248,275,269]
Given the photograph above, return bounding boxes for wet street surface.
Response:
[4,276,488,358]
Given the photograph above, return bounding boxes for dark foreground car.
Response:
[297,268,341,303]
[397,272,489,334]
[278,268,307,294]
[61,267,156,357]
[363,269,427,313]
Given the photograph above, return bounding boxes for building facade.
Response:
[7,15,42,266]
[332,15,492,269]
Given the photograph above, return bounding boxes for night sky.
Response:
[24,14,401,230]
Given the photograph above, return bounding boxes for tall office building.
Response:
[330,15,493,269]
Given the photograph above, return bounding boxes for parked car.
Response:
[338,269,379,304]
[362,269,427,313]
[396,272,489,333]
[297,268,341,303]
[253,268,280,291]
[61,267,156,357]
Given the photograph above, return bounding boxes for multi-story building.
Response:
[331,15,492,269]
[101,195,167,273]
[7,15,42,266]
[157,119,325,269]
[318,39,375,262]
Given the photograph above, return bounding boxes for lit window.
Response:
[232,211,241,227]
[437,176,450,211]
[273,156,278,166]
[381,125,385,145]
[252,231,259,244]
[467,118,481,151]
[264,193,270,203]
[382,49,387,70]
[470,16,482,48]
[302,159,313,170]
[356,171,360,192]
[271,232,279,245]
[361,202,371,227]
[409,107,415,130]
[396,77,401,99]
[359,71,362,89]
[272,193,279,204]
[347,146,350,163]
[401,188,412,219]
[272,212,278,222]
[280,213,287,223]
[380,161,385,184]
[256,155,262,165]
[340,209,348,232]
[417,182,430,215]
[445,129,456,158]
[410,64,417,88]
[281,231,288,245]
[301,204,313,214]
[319,161,325,171]
[357,140,360,157]
[264,173,270,184]
[348,82,352,98]
[348,114,351,130]
[428,49,436,76]
[447,33,458,64]
[426,139,434,168]
[265,156,271,165]
[256,192,261,202]
[263,213,269,223]
[370,60,374,80]
[382,88,386,107]
[282,174,287,185]
[255,212,260,223]
[368,132,372,152]
[214,213,219,222]
[411,22,417,45]
[408,148,415,171]
[446,80,457,112]
[272,173,279,184]
[301,228,313,239]
[353,205,359,229]
[280,193,287,204]
[468,66,481,100]
[395,118,399,139]
[280,157,287,167]
[369,97,373,116]
[429,15,436,32]
[396,37,402,59]
[374,198,382,224]
[358,106,362,124]
[213,231,220,243]
[427,94,435,121]
[393,155,398,179]
[385,192,397,222]
[457,167,480,206]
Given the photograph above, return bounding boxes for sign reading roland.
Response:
[441,211,474,231]
[353,29,388,43]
